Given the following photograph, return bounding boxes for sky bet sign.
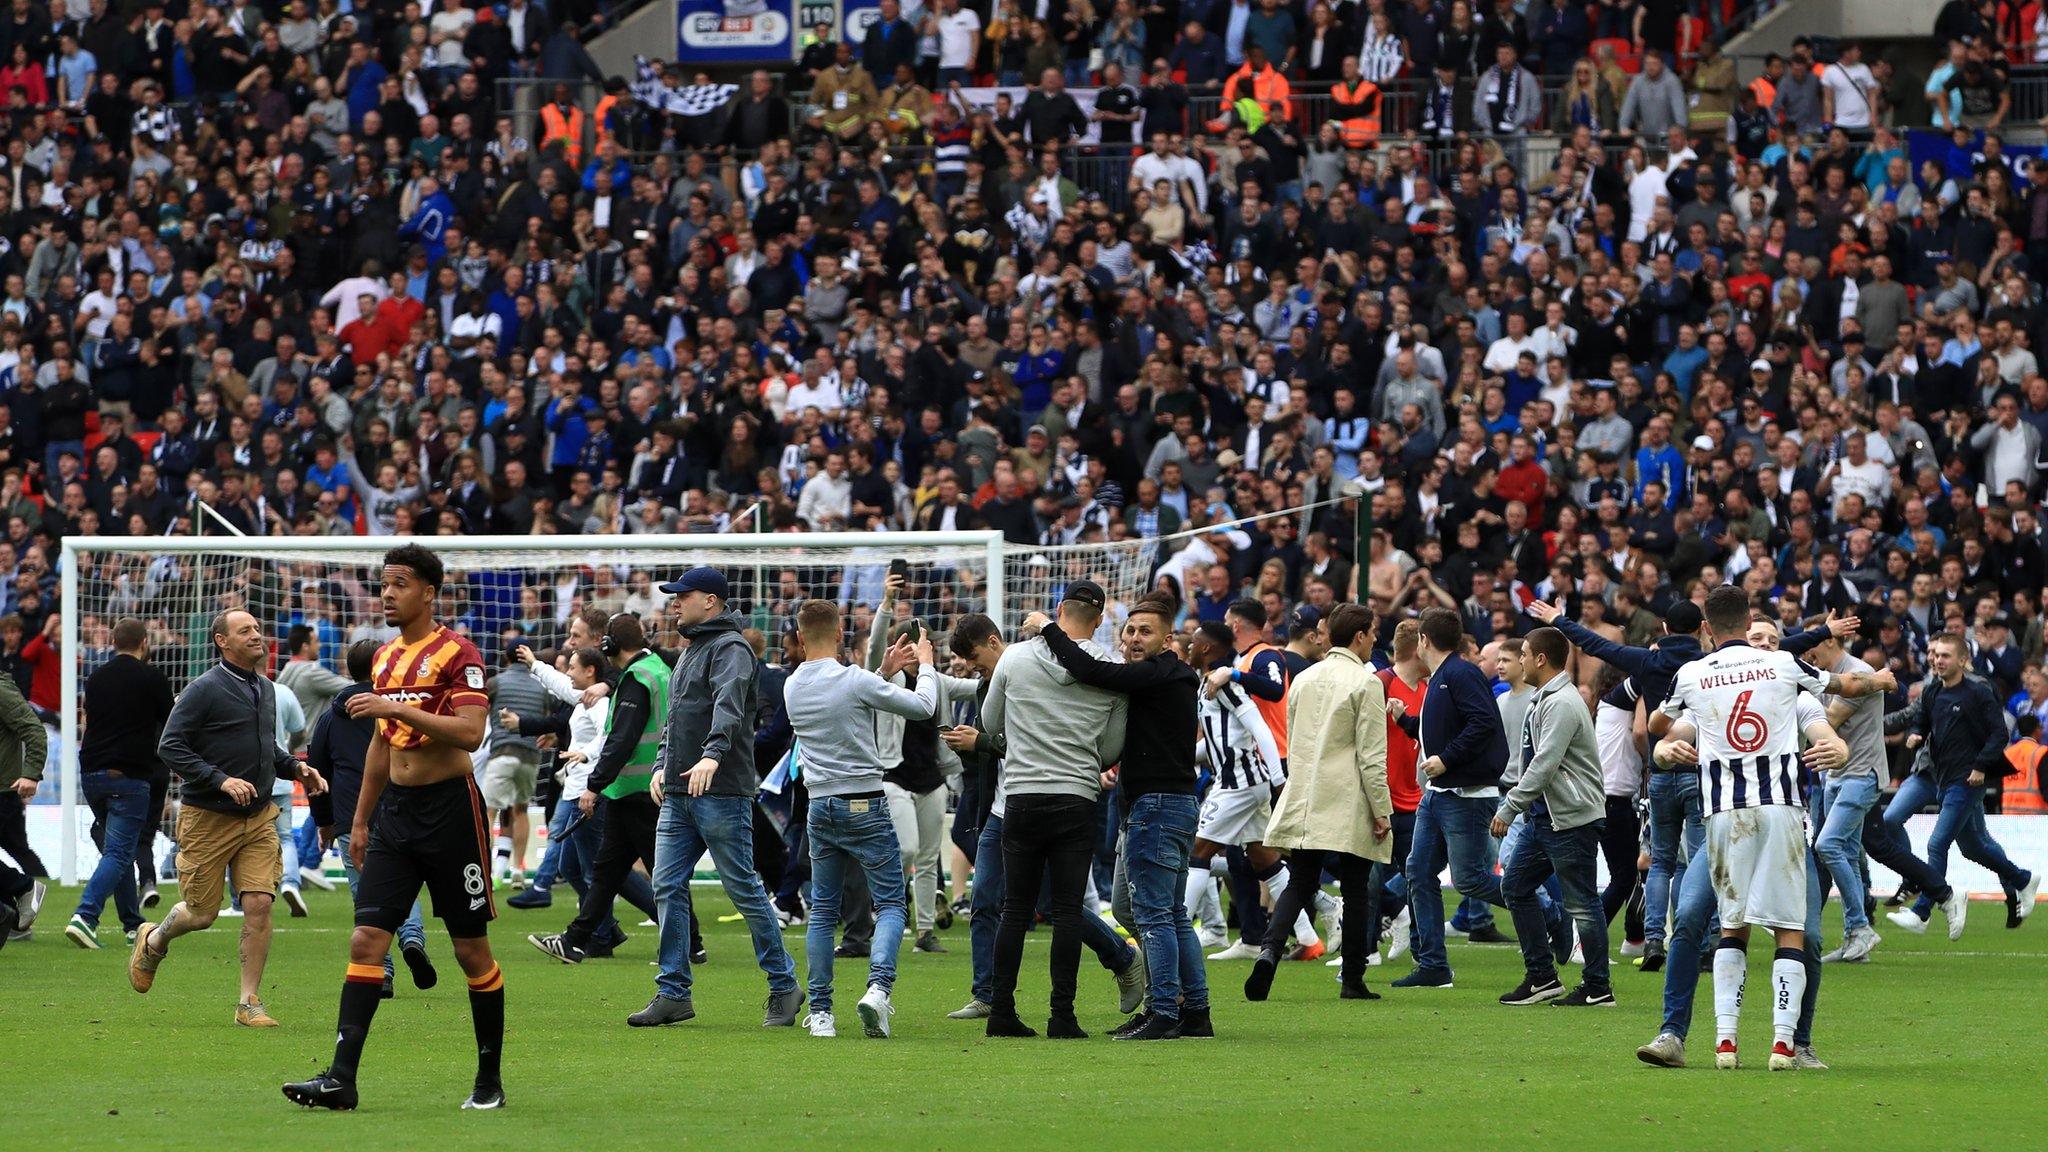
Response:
[674,0,883,64]
[676,0,794,63]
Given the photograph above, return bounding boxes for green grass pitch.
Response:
[6,885,2044,1150]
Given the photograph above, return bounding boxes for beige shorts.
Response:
[175,803,281,912]
[481,750,540,809]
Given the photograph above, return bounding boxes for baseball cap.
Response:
[1749,358,1772,372]
[1664,601,1704,636]
[1988,612,2013,629]
[1288,604,1322,637]
[1691,435,1715,451]
[1062,579,1106,610]
[658,566,730,599]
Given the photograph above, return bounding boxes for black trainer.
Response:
[1339,980,1381,1001]
[402,942,437,990]
[1109,1012,1151,1039]
[282,1074,359,1111]
[1466,924,1512,944]
[1499,975,1566,1006]
[1555,984,1616,1007]
[984,1013,1037,1038]
[461,1082,506,1110]
[1045,1014,1088,1039]
[1112,1013,1181,1041]
[1175,1006,1215,1038]
[1243,948,1280,1001]
[1638,940,1666,973]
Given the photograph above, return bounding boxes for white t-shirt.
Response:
[1660,644,1836,816]
[449,311,501,358]
[1627,165,1668,242]
[1483,333,1538,374]
[1819,61,1877,129]
[938,9,981,69]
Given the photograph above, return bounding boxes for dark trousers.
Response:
[1263,846,1376,985]
[751,802,786,897]
[991,794,1096,1019]
[564,794,660,947]
[136,775,169,888]
[0,792,46,878]
[1598,795,1640,930]
[1860,793,1951,900]
[1361,807,1417,953]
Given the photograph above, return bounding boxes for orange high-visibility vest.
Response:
[540,102,587,165]
[1331,78,1381,148]
[1235,641,1291,760]
[2003,738,2048,814]
[593,93,624,150]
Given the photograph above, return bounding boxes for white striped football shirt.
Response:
[1659,642,1836,816]
[1198,681,1284,791]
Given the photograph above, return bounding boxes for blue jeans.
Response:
[1812,774,1878,934]
[1645,772,1705,945]
[970,811,1131,1005]
[1892,775,2032,917]
[1503,810,1607,989]
[805,794,906,1015]
[1661,835,1823,1047]
[653,793,797,1002]
[76,772,149,930]
[336,832,425,979]
[531,798,574,890]
[1404,790,1506,975]
[1121,793,1208,1018]
[274,782,300,892]
[1498,811,1563,909]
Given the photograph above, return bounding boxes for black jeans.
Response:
[1598,795,1639,929]
[564,794,660,947]
[992,793,1097,1019]
[1263,846,1377,985]
[0,791,46,878]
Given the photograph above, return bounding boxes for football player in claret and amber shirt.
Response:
[284,544,506,1112]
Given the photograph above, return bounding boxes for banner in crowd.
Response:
[957,85,1108,145]
[676,0,795,64]
[841,0,881,45]
[1903,128,2043,183]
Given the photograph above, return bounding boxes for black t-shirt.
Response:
[1137,83,1188,142]
[1947,66,2006,118]
[1095,83,1140,145]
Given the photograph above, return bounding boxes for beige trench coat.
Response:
[1263,646,1395,862]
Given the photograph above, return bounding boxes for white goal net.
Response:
[50,528,1179,881]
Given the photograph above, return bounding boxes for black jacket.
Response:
[78,652,175,781]
[1040,627,1199,807]
[307,682,375,831]
[1914,673,2012,787]
[158,660,307,817]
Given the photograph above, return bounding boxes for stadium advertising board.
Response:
[676,0,796,64]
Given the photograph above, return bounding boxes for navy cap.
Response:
[1062,579,1106,609]
[659,566,730,599]
[1288,603,1322,636]
[1664,601,1704,635]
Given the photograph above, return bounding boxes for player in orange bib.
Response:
[285,544,503,1112]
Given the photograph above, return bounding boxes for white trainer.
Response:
[1386,907,1412,962]
[804,1011,837,1038]
[856,985,893,1038]
[1196,926,1227,949]
[17,879,46,931]
[1314,892,1342,957]
[1940,891,1967,940]
[1839,925,1881,962]
[1619,939,1645,958]
[1886,908,1928,935]
[1207,940,1261,961]
[2015,872,2041,925]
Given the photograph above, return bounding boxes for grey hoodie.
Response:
[653,609,761,797]
[980,634,1127,807]
[1497,672,1605,831]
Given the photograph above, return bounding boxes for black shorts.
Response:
[355,775,495,938]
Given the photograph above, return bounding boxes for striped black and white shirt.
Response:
[1659,642,1835,817]
[1198,680,1284,791]
[132,104,179,147]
